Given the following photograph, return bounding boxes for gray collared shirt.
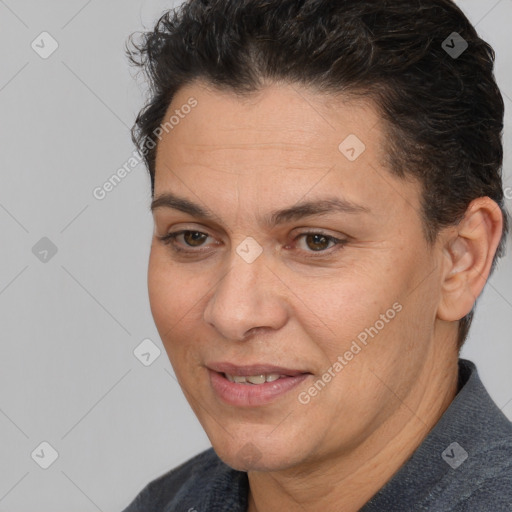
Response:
[122,358,512,511]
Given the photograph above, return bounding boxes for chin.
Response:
[212,436,307,472]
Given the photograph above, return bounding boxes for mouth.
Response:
[223,372,290,384]
[207,362,312,407]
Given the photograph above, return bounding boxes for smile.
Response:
[207,364,312,407]
[224,373,282,384]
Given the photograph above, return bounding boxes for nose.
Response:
[203,245,289,341]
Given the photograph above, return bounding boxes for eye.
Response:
[291,231,347,257]
[157,230,212,252]
[157,229,347,258]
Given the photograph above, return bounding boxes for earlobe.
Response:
[437,197,503,322]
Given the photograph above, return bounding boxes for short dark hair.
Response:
[127,0,510,351]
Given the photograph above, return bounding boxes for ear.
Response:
[437,197,504,322]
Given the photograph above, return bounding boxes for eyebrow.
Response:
[150,192,370,228]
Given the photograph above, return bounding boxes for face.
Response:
[148,80,446,472]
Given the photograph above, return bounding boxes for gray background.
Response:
[0,0,511,510]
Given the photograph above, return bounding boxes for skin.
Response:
[147,79,503,512]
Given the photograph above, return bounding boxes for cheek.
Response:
[147,251,198,383]
[147,248,193,338]
[148,249,171,326]
[147,247,213,356]
[302,271,396,337]
[309,263,421,364]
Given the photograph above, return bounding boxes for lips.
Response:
[207,362,312,407]
[207,362,308,377]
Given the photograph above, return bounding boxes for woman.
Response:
[122,0,512,510]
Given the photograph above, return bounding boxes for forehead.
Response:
[153,80,423,224]
[169,82,382,149]
[156,80,385,172]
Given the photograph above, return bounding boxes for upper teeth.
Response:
[225,373,281,384]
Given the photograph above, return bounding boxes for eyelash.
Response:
[157,230,347,259]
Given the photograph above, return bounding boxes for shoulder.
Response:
[122,448,245,512]
[141,448,225,499]
[451,455,512,511]
[362,359,512,511]
[427,360,512,510]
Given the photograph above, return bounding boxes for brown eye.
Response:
[304,234,332,251]
[182,231,208,247]
[157,230,212,252]
[292,231,347,259]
